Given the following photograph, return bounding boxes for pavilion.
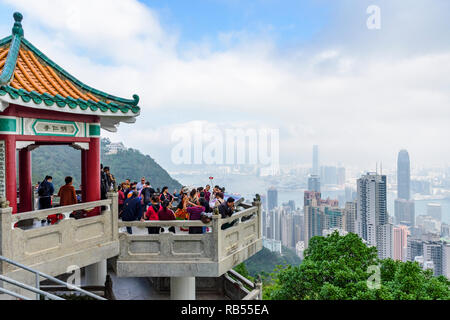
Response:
[0,12,140,214]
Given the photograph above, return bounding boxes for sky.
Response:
[0,0,449,172]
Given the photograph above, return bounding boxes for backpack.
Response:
[38,182,48,197]
[142,188,152,203]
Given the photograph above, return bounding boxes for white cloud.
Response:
[1,0,449,170]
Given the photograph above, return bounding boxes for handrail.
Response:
[118,219,213,228]
[0,255,106,300]
[224,273,250,295]
[242,288,260,300]
[0,274,64,300]
[228,269,255,289]
[219,206,258,225]
[12,199,112,223]
[0,287,32,300]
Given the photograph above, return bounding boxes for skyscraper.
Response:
[308,175,321,192]
[356,172,393,259]
[397,150,411,200]
[393,225,409,262]
[312,145,319,175]
[395,150,415,226]
[267,187,278,211]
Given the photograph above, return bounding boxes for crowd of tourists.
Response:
[118,179,238,234]
[34,165,238,230]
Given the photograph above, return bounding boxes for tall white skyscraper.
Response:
[312,145,319,175]
[395,150,415,226]
[356,172,393,259]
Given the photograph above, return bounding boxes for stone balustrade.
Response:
[115,200,262,278]
[0,192,120,285]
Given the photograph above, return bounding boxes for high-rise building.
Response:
[423,241,444,277]
[395,199,415,226]
[443,243,450,279]
[308,175,321,192]
[393,225,409,262]
[397,150,411,200]
[303,191,343,248]
[395,150,415,226]
[356,172,393,259]
[312,145,319,175]
[267,187,278,211]
[427,203,442,221]
[345,201,357,234]
[407,238,424,261]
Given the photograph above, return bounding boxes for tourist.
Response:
[140,181,155,209]
[189,189,199,205]
[118,184,125,215]
[174,194,189,232]
[57,176,77,206]
[218,197,237,230]
[157,199,176,233]
[214,192,225,208]
[187,204,205,234]
[136,177,146,192]
[127,182,138,198]
[123,179,131,197]
[199,192,212,213]
[159,186,173,203]
[204,185,211,202]
[142,195,161,234]
[120,191,143,234]
[101,166,114,199]
[38,175,54,210]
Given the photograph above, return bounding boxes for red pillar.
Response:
[85,138,100,216]
[18,148,32,213]
[5,135,17,213]
[81,149,88,202]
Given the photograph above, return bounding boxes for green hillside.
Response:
[244,246,302,279]
[30,138,182,191]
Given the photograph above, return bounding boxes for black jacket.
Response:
[121,196,143,222]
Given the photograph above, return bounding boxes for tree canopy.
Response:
[265,232,450,300]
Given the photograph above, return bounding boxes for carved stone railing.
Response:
[115,200,262,278]
[0,192,119,282]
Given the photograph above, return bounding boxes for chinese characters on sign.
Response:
[33,121,78,136]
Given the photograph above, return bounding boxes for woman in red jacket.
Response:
[118,184,126,216]
[158,199,176,233]
[142,195,161,234]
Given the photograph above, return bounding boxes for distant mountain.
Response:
[31,138,182,191]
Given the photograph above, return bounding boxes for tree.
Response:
[265,231,450,300]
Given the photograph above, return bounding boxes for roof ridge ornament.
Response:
[12,12,24,37]
[0,13,23,85]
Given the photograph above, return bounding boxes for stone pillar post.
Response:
[85,259,107,286]
[170,277,196,300]
[0,202,12,274]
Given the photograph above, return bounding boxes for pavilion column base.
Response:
[85,259,107,286]
[170,277,196,300]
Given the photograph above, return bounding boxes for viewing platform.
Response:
[0,192,263,300]
[115,200,262,278]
